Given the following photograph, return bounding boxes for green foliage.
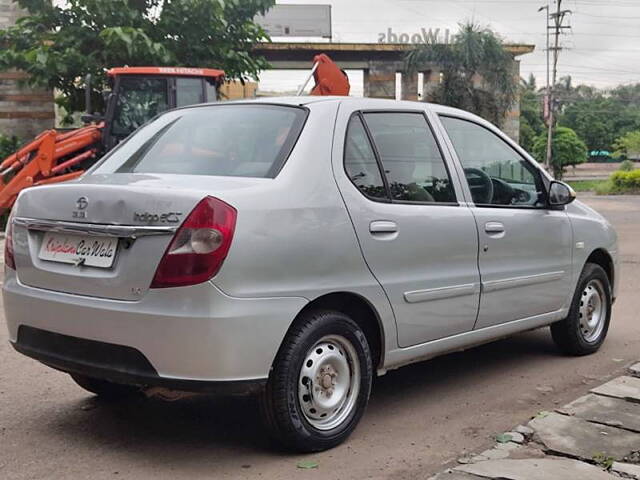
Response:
[609,169,640,194]
[567,179,607,192]
[0,0,274,120]
[519,74,544,152]
[619,159,636,172]
[592,452,615,470]
[406,23,518,126]
[557,76,640,153]
[532,126,587,179]
[613,130,640,160]
[0,134,20,160]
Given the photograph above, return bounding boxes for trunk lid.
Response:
[11,173,264,300]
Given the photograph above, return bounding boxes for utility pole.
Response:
[544,0,571,175]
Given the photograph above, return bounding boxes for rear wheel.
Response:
[260,310,373,452]
[70,374,141,399]
[551,263,611,355]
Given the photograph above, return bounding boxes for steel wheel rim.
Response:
[297,334,360,431]
[579,279,607,343]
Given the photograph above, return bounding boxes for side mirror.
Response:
[548,181,576,206]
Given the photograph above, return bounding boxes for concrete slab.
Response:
[528,412,640,461]
[456,458,617,480]
[611,462,640,479]
[559,393,640,432]
[591,376,640,402]
[430,471,484,480]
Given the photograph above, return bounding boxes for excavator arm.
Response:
[0,124,103,211]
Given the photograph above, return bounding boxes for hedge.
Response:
[609,170,640,194]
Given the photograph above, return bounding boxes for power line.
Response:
[545,0,572,172]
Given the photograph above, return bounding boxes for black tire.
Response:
[260,310,373,452]
[551,263,612,355]
[70,374,141,399]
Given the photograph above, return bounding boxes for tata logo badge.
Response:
[73,196,89,219]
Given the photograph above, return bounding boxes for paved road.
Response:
[1,195,639,480]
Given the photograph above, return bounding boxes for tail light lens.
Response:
[4,210,15,270]
[150,196,236,288]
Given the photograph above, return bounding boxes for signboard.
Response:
[256,4,331,38]
[378,27,456,44]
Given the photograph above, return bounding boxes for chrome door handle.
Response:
[484,222,505,234]
[369,220,398,234]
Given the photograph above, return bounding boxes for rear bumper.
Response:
[12,326,265,395]
[3,270,307,386]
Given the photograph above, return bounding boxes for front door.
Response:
[438,115,573,329]
[334,108,481,348]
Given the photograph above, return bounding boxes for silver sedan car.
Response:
[3,97,617,452]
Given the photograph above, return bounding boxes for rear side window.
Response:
[95,104,307,178]
[363,112,456,203]
[344,115,388,200]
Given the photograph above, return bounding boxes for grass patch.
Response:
[567,179,608,192]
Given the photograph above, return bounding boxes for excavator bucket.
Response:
[310,54,350,96]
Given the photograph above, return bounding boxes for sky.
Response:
[258,0,640,95]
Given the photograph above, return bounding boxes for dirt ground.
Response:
[1,194,639,480]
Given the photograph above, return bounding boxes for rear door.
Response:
[333,106,481,348]
[437,114,573,329]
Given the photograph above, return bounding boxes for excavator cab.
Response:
[98,67,225,150]
[0,66,224,212]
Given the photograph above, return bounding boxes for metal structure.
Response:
[0,67,225,212]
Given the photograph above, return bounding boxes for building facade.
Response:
[255,42,534,142]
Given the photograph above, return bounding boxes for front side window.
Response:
[95,104,307,178]
[111,77,168,138]
[440,116,545,207]
[364,112,456,203]
[344,115,388,200]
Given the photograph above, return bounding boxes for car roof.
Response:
[175,95,483,127]
[226,96,474,117]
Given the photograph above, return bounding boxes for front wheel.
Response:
[260,310,373,452]
[551,263,612,355]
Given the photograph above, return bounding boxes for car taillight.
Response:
[150,196,236,288]
[4,211,15,270]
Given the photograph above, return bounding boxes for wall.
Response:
[0,0,55,140]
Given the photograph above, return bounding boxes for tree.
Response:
[519,73,544,152]
[560,98,616,153]
[532,126,587,179]
[613,130,640,160]
[405,22,518,127]
[0,0,274,119]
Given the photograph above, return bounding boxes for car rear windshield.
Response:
[94,104,307,178]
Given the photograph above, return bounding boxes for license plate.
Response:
[38,232,118,269]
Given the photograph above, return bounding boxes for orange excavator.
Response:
[0,55,350,213]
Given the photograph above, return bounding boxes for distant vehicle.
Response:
[3,97,618,452]
[589,150,613,162]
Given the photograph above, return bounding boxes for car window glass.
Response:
[95,105,307,178]
[440,116,544,207]
[111,77,168,139]
[344,115,388,200]
[363,112,456,203]
[176,77,204,107]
